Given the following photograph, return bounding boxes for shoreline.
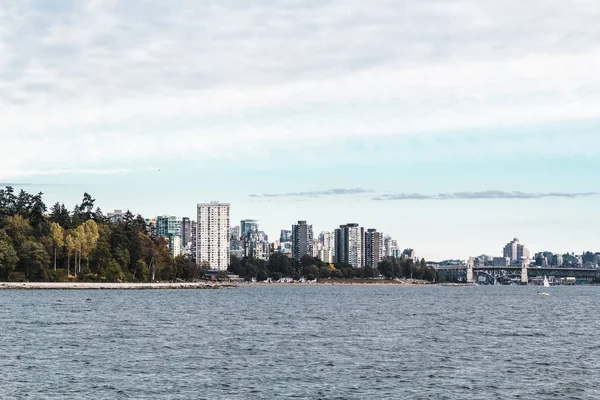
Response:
[0,282,236,290]
[0,280,472,290]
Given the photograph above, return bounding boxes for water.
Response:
[1,285,600,399]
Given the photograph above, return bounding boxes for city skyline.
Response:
[2,1,600,260]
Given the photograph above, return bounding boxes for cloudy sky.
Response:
[1,0,600,260]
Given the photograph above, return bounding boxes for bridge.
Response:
[435,265,599,285]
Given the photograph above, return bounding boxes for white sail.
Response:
[543,275,550,288]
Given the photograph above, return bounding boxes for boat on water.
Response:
[537,291,550,296]
[543,275,551,288]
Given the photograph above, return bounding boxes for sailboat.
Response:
[543,276,550,288]
[537,276,551,296]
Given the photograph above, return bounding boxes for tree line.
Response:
[228,253,439,282]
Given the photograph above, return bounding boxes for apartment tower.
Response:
[196,202,230,271]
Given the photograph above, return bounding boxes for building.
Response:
[107,210,124,224]
[156,215,180,237]
[318,231,335,263]
[364,229,383,268]
[403,248,416,260]
[181,217,192,248]
[156,215,182,257]
[292,220,314,260]
[241,220,259,238]
[492,257,510,267]
[169,235,182,258]
[280,230,292,242]
[189,221,197,261]
[503,238,530,264]
[197,202,230,271]
[334,223,364,268]
[245,230,270,260]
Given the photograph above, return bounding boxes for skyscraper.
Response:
[503,238,530,263]
[334,223,363,268]
[181,217,192,248]
[364,229,383,268]
[197,202,230,271]
[292,220,314,260]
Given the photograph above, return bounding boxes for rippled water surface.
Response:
[1,285,600,399]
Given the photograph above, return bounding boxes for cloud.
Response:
[2,1,600,177]
[373,191,598,201]
[250,188,372,198]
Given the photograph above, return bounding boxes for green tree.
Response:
[134,259,150,282]
[103,259,123,282]
[49,222,64,271]
[0,233,19,280]
[256,269,268,281]
[19,241,50,281]
[378,259,394,279]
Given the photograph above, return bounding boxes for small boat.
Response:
[537,291,550,296]
[543,276,550,288]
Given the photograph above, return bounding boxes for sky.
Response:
[1,0,600,260]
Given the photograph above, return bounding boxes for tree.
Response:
[49,202,71,229]
[49,222,64,271]
[256,269,268,282]
[77,193,96,222]
[0,233,18,280]
[134,259,150,282]
[19,241,50,281]
[378,259,394,279]
[300,255,315,267]
[3,215,34,245]
[80,220,100,271]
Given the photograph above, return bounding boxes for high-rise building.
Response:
[365,229,383,268]
[189,221,197,261]
[503,238,530,263]
[280,230,292,242]
[156,215,182,257]
[181,217,192,248]
[241,220,259,238]
[334,223,363,268]
[292,220,314,260]
[197,202,230,271]
[318,231,334,263]
[156,215,180,237]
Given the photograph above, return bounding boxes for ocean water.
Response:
[1,285,599,399]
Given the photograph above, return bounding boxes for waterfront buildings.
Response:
[335,223,364,268]
[503,238,530,264]
[365,229,383,268]
[197,202,230,271]
[292,220,314,260]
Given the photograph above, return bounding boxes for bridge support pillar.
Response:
[521,259,529,285]
[466,259,474,284]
